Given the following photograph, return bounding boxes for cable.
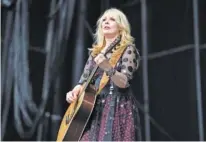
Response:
[13,0,57,138]
[21,0,38,114]
[1,9,15,138]
[2,0,56,138]
[47,0,64,19]
[1,43,14,139]
[12,0,76,139]
[50,0,76,82]
[13,0,34,134]
[13,0,37,132]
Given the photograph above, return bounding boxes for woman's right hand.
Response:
[66,85,82,103]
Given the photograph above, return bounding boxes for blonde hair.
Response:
[91,8,134,56]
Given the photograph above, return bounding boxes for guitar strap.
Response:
[96,42,128,95]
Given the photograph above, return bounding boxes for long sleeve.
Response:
[111,45,140,88]
[78,54,94,85]
[120,45,140,81]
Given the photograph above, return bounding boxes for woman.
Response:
[66,8,141,141]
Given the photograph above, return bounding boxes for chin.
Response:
[103,32,115,37]
[103,31,111,34]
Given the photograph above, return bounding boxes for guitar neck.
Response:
[82,37,121,91]
[82,65,99,91]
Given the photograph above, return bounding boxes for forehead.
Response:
[101,11,118,20]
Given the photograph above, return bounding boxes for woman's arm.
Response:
[96,45,140,88]
[111,45,140,88]
[66,54,94,103]
[78,54,94,85]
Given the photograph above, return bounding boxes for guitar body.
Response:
[57,84,97,141]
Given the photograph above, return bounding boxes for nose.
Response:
[104,18,110,24]
[105,21,109,25]
[105,20,109,24]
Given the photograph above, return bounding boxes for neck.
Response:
[104,34,118,47]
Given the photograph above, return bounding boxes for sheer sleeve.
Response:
[78,54,94,85]
[120,45,140,81]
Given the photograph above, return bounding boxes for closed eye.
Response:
[110,17,115,21]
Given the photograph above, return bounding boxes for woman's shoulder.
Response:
[124,43,140,55]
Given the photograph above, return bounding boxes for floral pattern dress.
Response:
[78,39,142,141]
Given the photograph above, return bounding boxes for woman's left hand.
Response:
[94,53,112,71]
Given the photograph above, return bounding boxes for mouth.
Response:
[104,26,110,30]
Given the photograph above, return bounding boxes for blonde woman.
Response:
[66,8,141,141]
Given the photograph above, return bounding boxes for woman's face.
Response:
[101,15,119,38]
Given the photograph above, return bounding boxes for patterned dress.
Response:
[78,39,142,141]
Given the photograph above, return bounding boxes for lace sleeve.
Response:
[120,45,140,80]
[78,54,94,85]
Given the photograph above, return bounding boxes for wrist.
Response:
[104,62,112,71]
[106,67,116,78]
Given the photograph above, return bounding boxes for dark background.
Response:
[1,0,206,141]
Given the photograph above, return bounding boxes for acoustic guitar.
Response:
[56,41,119,141]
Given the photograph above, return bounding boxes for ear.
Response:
[119,27,123,34]
[118,24,123,31]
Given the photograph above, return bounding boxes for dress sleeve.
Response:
[119,45,140,81]
[78,54,94,85]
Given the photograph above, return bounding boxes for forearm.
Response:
[110,71,128,88]
[102,64,129,88]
